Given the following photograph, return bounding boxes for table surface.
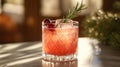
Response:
[0,38,120,67]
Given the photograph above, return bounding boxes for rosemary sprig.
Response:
[62,1,86,23]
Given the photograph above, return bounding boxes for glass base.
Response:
[42,54,77,62]
[42,58,77,67]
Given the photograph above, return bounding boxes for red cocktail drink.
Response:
[42,19,78,61]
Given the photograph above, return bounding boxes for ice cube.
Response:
[60,23,73,28]
[55,19,61,28]
[55,19,74,28]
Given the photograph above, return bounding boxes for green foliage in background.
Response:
[113,1,120,12]
[82,10,120,49]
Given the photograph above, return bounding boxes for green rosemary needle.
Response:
[62,1,86,23]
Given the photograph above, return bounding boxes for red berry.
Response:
[43,18,56,31]
[48,23,55,31]
[48,23,55,28]
[44,19,50,24]
[43,18,51,25]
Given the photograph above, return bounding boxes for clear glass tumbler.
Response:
[42,19,79,61]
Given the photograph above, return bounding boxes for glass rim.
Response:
[42,19,79,24]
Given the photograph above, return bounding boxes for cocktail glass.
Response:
[42,19,79,61]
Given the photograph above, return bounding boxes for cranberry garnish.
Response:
[48,23,55,28]
[43,18,51,25]
[43,18,56,31]
[48,23,55,31]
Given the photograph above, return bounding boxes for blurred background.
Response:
[0,0,120,43]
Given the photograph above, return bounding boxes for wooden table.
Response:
[0,38,120,67]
